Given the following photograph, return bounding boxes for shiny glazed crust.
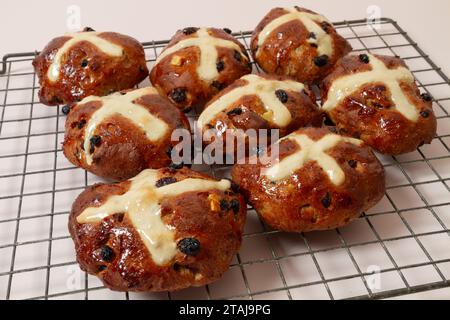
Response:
[199,74,323,157]
[33,31,149,106]
[250,7,352,84]
[321,54,437,155]
[150,28,252,111]
[62,90,190,181]
[232,127,385,232]
[69,167,246,292]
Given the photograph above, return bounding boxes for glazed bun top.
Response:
[155,27,248,83]
[69,87,172,166]
[322,53,423,122]
[46,31,125,83]
[150,27,252,110]
[255,7,334,61]
[76,168,232,266]
[321,53,436,155]
[197,73,308,130]
[262,129,363,186]
[251,6,352,84]
[33,28,148,105]
[231,127,385,232]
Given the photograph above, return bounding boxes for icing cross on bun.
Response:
[250,7,352,84]
[232,127,385,232]
[198,74,305,129]
[156,28,246,82]
[322,53,418,121]
[33,29,149,106]
[263,133,362,184]
[255,8,333,59]
[69,167,246,291]
[197,73,322,158]
[47,32,124,82]
[63,87,190,181]
[321,53,437,155]
[76,169,231,265]
[150,27,252,111]
[81,87,169,165]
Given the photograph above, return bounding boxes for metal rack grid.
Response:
[0,17,449,300]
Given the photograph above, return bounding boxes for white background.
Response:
[0,0,449,300]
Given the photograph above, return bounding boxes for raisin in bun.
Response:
[250,7,351,84]
[232,127,385,232]
[69,167,246,292]
[150,27,252,111]
[197,73,323,159]
[33,28,148,106]
[321,53,437,155]
[63,87,190,181]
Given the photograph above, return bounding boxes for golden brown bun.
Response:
[33,29,148,106]
[150,27,252,111]
[198,73,323,159]
[63,88,190,181]
[321,54,437,155]
[69,167,246,292]
[232,127,385,232]
[250,7,352,84]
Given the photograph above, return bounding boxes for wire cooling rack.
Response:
[0,17,449,300]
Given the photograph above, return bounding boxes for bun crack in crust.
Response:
[232,128,385,232]
[69,167,246,291]
[251,7,352,84]
[321,54,437,155]
[197,73,323,156]
[63,87,190,181]
[33,30,149,106]
[150,27,252,111]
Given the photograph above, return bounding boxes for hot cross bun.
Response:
[63,87,190,181]
[321,54,437,155]
[250,7,352,84]
[197,73,323,159]
[69,167,246,292]
[150,27,252,111]
[232,127,385,232]
[33,28,148,106]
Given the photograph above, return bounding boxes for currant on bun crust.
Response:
[63,87,190,181]
[69,167,246,292]
[321,53,437,155]
[197,73,323,159]
[150,27,252,111]
[33,28,148,106]
[251,7,352,84]
[232,127,385,232]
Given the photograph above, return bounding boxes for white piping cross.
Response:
[256,7,333,57]
[77,169,231,265]
[47,32,123,82]
[81,87,169,165]
[197,74,305,129]
[264,133,362,185]
[155,28,246,82]
[322,54,418,122]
